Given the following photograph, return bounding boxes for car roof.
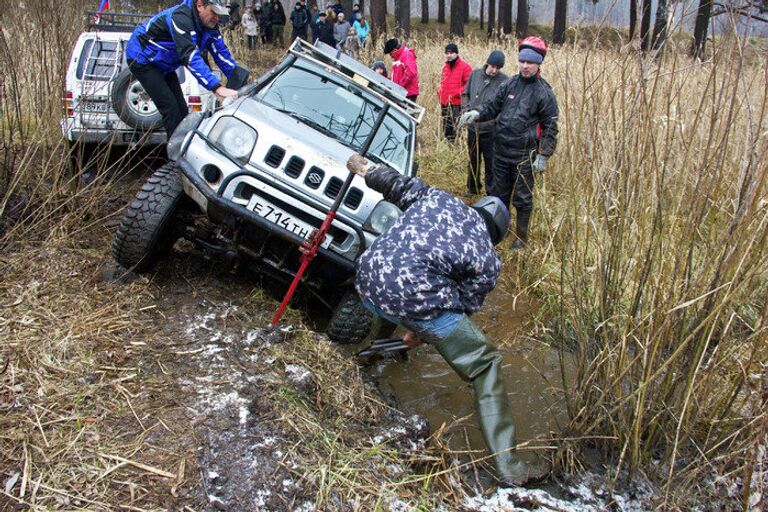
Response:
[289,39,425,123]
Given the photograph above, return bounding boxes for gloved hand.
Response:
[457,110,480,128]
[532,154,549,174]
[347,154,372,176]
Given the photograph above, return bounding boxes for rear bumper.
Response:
[61,121,167,145]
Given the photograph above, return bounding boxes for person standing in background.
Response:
[437,43,471,141]
[242,5,260,49]
[290,1,309,41]
[268,0,286,47]
[383,38,419,102]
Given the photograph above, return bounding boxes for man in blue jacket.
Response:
[126,0,239,136]
[346,154,549,487]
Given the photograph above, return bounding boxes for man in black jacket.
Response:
[315,11,335,46]
[461,50,507,196]
[459,37,559,249]
[290,1,309,41]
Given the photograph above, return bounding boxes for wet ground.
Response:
[370,284,567,463]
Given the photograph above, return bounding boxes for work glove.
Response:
[347,154,372,177]
[457,110,480,128]
[532,154,548,174]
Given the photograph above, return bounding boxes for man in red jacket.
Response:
[383,38,419,102]
[438,43,472,141]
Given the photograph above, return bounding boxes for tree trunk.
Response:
[438,0,446,23]
[640,0,652,52]
[515,0,528,39]
[480,0,484,29]
[629,0,637,41]
[394,0,401,27]
[487,0,496,37]
[450,0,465,35]
[371,0,387,35]
[421,0,429,23]
[464,0,469,23]
[342,0,354,17]
[690,0,712,59]
[553,0,567,44]
[652,0,668,53]
[397,0,411,36]
[498,0,511,33]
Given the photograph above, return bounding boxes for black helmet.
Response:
[471,196,510,245]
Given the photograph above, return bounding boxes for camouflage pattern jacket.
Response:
[355,165,501,321]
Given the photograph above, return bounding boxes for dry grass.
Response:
[1,0,767,509]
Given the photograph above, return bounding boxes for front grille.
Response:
[265,145,285,168]
[344,188,364,210]
[304,166,325,189]
[325,177,343,199]
[284,156,305,178]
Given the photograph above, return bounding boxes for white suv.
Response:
[61,12,217,173]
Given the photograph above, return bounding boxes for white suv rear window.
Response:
[76,40,120,81]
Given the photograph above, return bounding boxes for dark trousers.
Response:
[128,60,188,137]
[441,104,461,141]
[247,35,258,49]
[490,151,536,214]
[291,26,307,41]
[467,129,494,194]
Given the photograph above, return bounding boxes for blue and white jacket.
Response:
[355,166,501,321]
[126,0,237,91]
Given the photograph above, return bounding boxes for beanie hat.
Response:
[486,50,505,68]
[445,43,459,54]
[518,47,543,64]
[383,38,399,55]
[371,60,386,71]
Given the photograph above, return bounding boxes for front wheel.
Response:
[326,291,374,345]
[112,163,186,272]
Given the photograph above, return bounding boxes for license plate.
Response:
[246,195,332,248]
[81,100,110,112]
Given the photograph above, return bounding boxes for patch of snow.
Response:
[254,489,272,508]
[253,436,278,448]
[273,450,284,458]
[208,470,220,479]
[285,364,311,383]
[239,405,250,425]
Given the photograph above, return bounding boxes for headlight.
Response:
[208,116,257,164]
[363,201,402,235]
[167,112,203,161]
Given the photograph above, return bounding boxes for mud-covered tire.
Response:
[112,164,185,272]
[111,67,163,131]
[326,292,374,345]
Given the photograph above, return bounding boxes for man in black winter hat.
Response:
[461,50,507,195]
[459,37,559,249]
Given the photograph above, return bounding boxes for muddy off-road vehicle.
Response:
[112,39,425,343]
[61,12,218,174]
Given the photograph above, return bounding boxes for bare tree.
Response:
[498,0,511,33]
[438,0,446,23]
[396,0,411,35]
[450,0,465,35]
[421,0,429,23]
[371,0,387,35]
[487,0,496,37]
[640,0,652,51]
[480,0,484,29]
[652,0,669,53]
[629,0,638,40]
[516,0,529,38]
[464,0,470,23]
[553,0,568,44]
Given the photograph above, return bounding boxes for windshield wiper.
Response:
[278,110,341,141]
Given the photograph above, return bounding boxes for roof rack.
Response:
[86,11,147,32]
[289,39,425,124]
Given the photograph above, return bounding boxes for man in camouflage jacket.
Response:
[347,154,548,487]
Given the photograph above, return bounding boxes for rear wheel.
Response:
[326,291,374,345]
[112,163,186,272]
[111,67,163,131]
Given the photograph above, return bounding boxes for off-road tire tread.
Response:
[326,292,374,344]
[112,164,184,272]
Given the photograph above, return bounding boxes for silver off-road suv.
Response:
[112,39,424,343]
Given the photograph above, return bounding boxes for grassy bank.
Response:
[1,0,767,509]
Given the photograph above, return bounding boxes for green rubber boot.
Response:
[428,316,548,485]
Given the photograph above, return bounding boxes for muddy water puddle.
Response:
[371,284,569,458]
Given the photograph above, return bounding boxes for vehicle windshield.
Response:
[255,64,412,174]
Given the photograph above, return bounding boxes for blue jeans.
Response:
[362,299,464,339]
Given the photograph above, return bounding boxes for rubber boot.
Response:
[511,210,531,250]
[429,316,547,484]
